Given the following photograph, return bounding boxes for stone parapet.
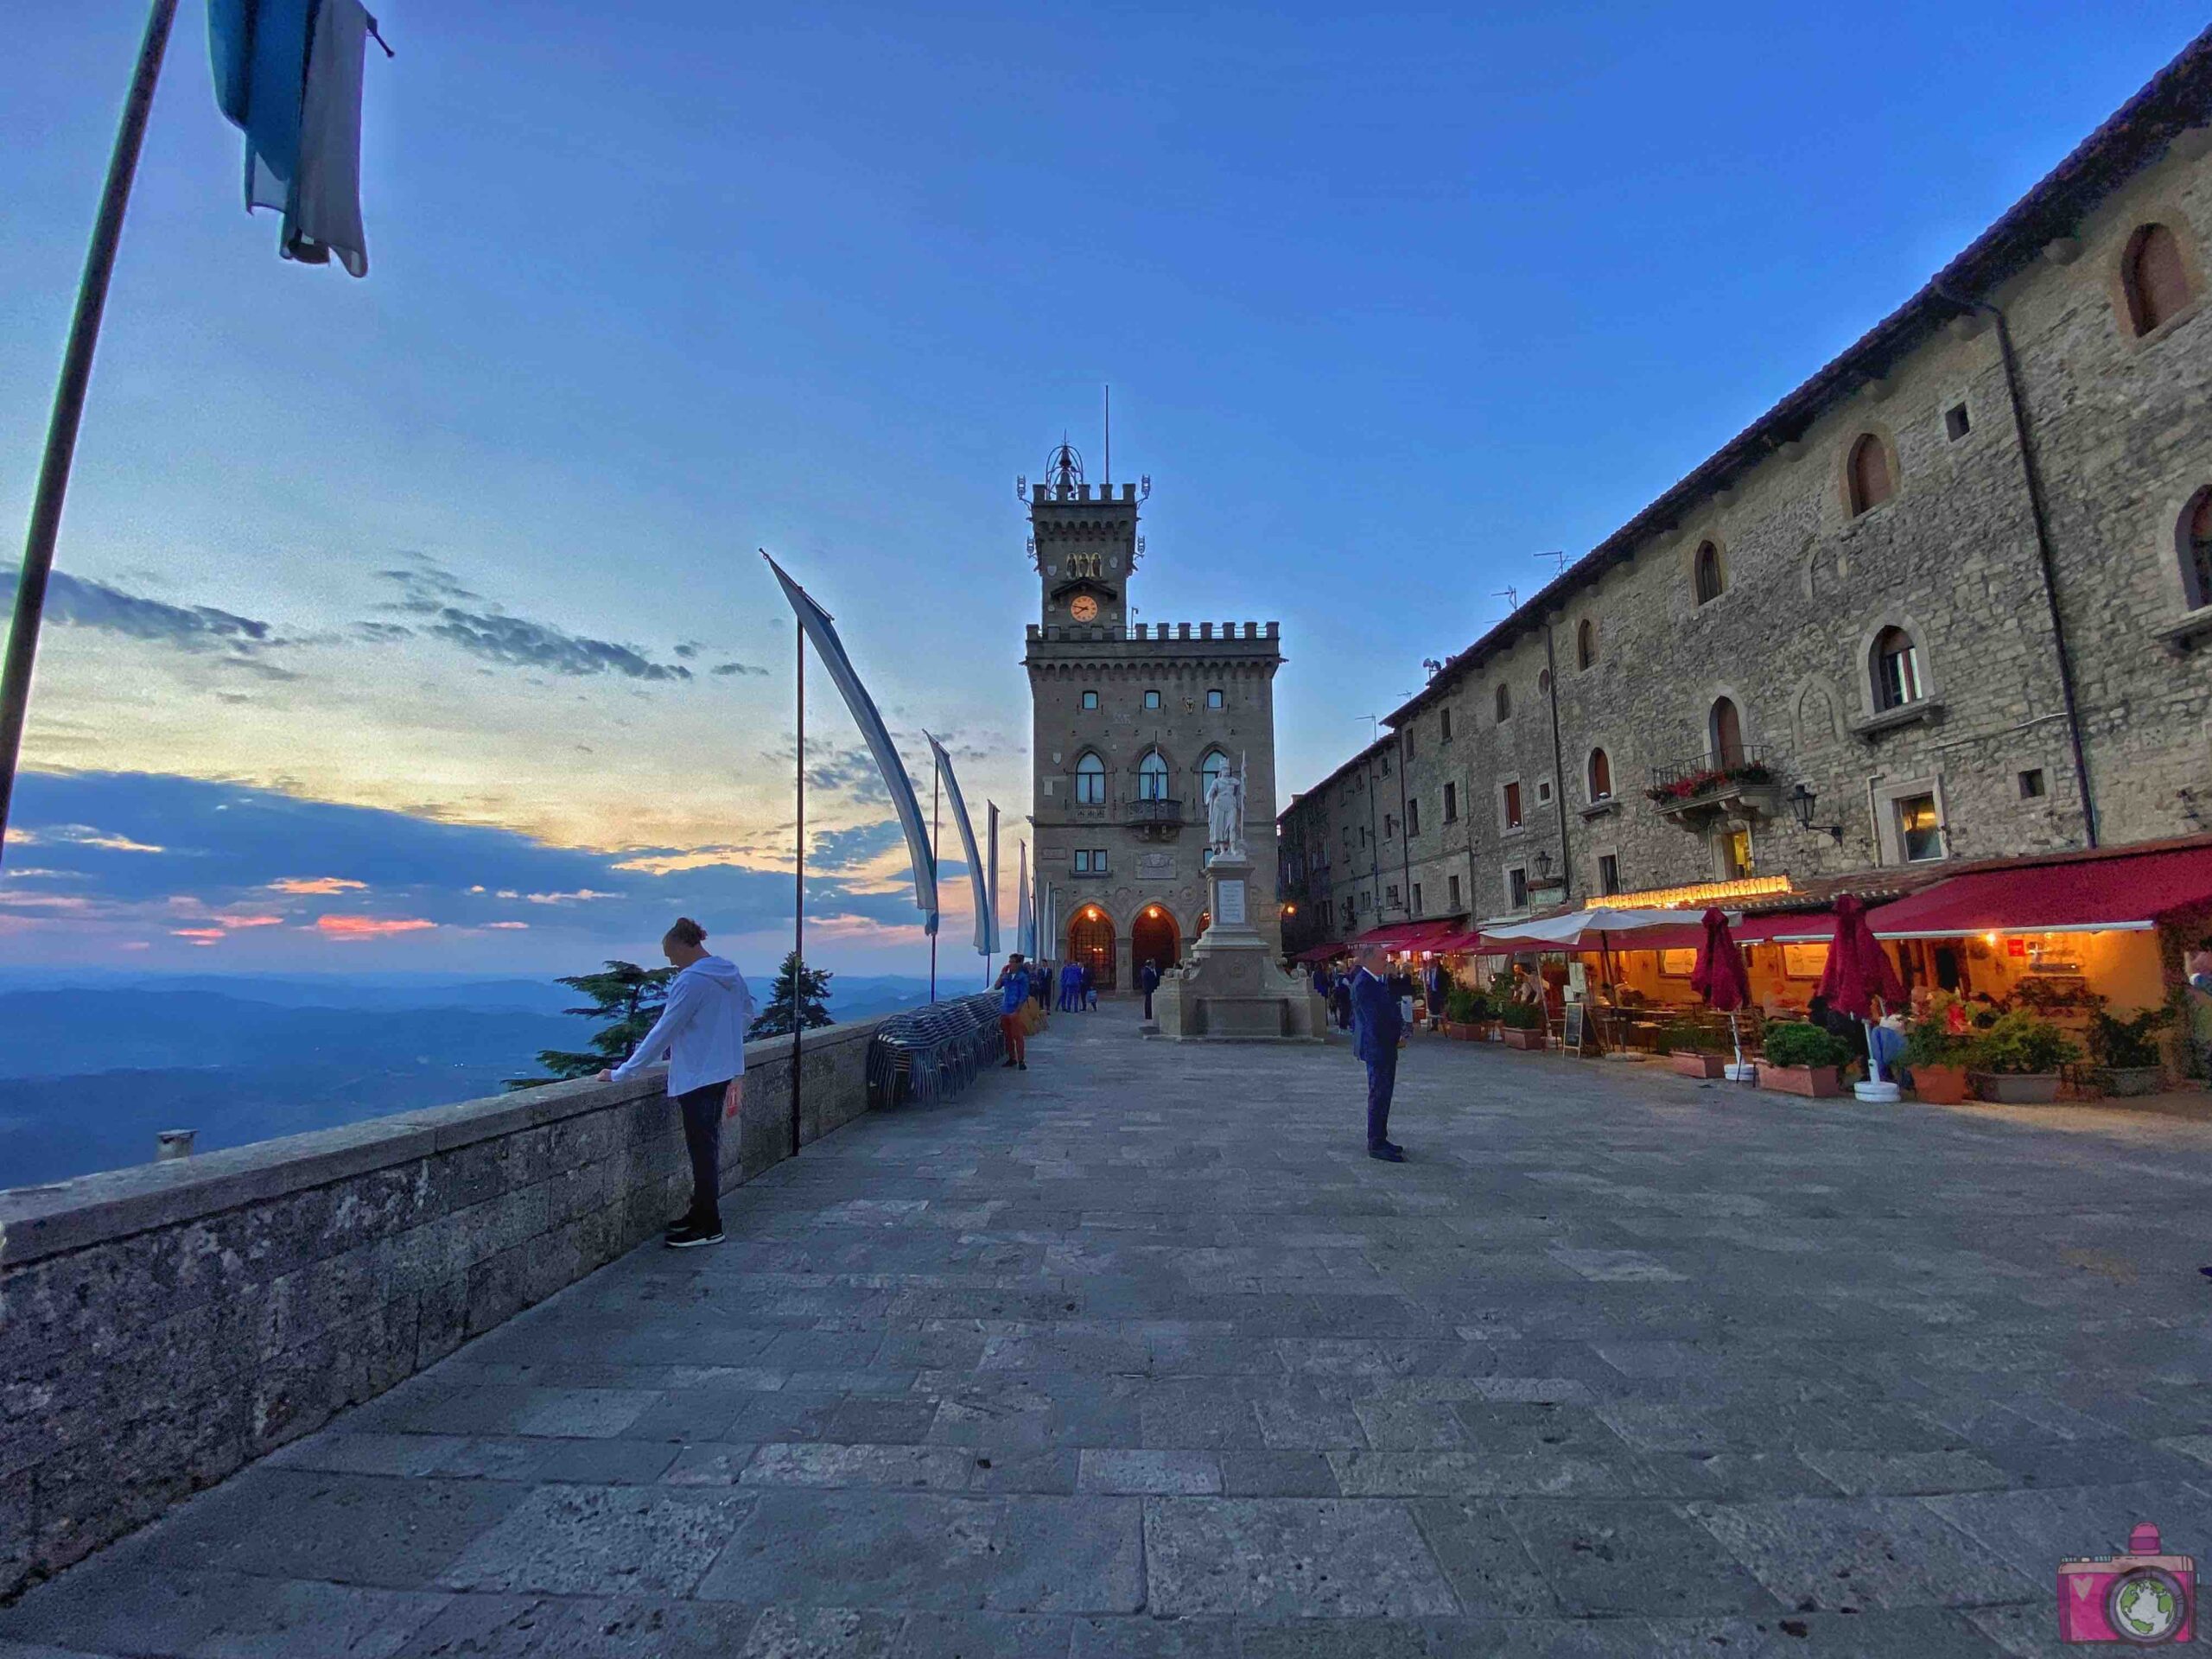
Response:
[0,1013,909,1600]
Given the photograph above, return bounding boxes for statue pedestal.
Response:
[1153,854,1325,1042]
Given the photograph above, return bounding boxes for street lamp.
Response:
[1789,783,1844,845]
[1534,849,1553,882]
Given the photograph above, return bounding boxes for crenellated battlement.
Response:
[1027,620,1281,645]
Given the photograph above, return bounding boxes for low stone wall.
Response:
[0,1013,908,1601]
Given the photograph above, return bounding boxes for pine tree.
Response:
[507,960,674,1088]
[748,949,835,1038]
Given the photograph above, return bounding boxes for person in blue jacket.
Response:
[1350,944,1408,1161]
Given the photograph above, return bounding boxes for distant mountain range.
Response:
[0,970,935,1189]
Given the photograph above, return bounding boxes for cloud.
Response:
[1,571,276,658]
[45,824,166,854]
[673,642,702,660]
[372,558,690,683]
[353,621,414,644]
[315,915,438,938]
[810,820,905,873]
[269,876,368,894]
[525,888,622,905]
[484,920,530,930]
[713,661,767,677]
[171,927,226,946]
[758,740,893,806]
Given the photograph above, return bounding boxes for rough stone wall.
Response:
[0,1014,907,1601]
[1289,131,2212,919]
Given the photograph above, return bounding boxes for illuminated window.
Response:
[1081,690,1099,709]
[1897,794,1943,862]
[1143,689,1161,709]
[1206,688,1224,709]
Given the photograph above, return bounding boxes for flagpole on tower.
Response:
[0,0,181,869]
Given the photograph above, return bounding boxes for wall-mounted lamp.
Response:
[1789,783,1845,845]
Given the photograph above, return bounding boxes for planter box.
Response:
[2096,1064,2166,1097]
[1756,1062,1842,1098]
[1669,1052,1727,1078]
[1502,1027,1547,1051]
[1911,1063,1970,1105]
[1443,1021,1479,1042]
[1970,1071,2062,1104]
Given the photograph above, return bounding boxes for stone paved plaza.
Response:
[9,1003,2212,1656]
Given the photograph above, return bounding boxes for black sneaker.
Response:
[1368,1144,1406,1162]
[664,1223,725,1249]
[1017,1061,1027,1070]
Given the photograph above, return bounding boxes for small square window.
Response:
[1081,690,1099,709]
[1536,780,1553,805]
[1206,688,1224,709]
[1945,403,1971,442]
[2018,768,2045,799]
[1143,690,1161,709]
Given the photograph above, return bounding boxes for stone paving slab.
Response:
[14,1003,2212,1653]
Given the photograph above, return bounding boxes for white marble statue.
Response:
[1205,754,1248,859]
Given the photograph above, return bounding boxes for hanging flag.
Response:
[985,803,1002,957]
[208,0,379,276]
[766,556,938,933]
[1017,842,1035,957]
[926,733,990,956]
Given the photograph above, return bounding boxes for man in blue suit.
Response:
[1350,944,1408,1161]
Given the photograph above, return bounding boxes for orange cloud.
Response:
[171,927,226,945]
[315,915,437,938]
[217,913,285,930]
[269,877,368,895]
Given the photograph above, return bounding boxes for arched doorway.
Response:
[1067,905,1117,990]
[1132,905,1179,976]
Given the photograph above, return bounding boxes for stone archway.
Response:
[1067,905,1117,990]
[1132,905,1180,976]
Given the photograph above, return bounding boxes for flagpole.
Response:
[791,616,804,1159]
[0,0,180,869]
[929,766,940,1004]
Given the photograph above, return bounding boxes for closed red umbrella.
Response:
[1815,893,1904,1020]
[1691,906,1752,1077]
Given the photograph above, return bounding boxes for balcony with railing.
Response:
[1124,797,1183,840]
[1644,746,1787,829]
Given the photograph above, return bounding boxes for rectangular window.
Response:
[1386,884,1401,907]
[1443,782,1458,823]
[1206,688,1224,709]
[1144,690,1161,709]
[1408,799,1421,836]
[1081,690,1099,709]
[1447,874,1461,911]
[1897,794,1943,862]
[1381,753,1391,777]
[1073,849,1090,874]
[1412,883,1423,913]
[1383,814,1396,839]
[1599,854,1621,896]
[1508,867,1529,910]
[1945,402,1971,442]
[1503,782,1523,829]
[2018,768,2046,799]
[1440,708,1452,742]
[1360,825,1369,847]
[1536,780,1553,805]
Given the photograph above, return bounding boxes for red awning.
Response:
[1291,942,1344,964]
[1732,910,1836,945]
[1351,918,1465,953]
[1866,843,2212,938]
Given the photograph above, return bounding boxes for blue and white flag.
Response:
[1017,842,1034,957]
[766,556,938,934]
[926,733,989,955]
[986,802,1001,957]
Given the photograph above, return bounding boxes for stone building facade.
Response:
[1023,448,1284,987]
[1282,35,2212,953]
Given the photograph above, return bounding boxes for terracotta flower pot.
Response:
[1503,1027,1547,1051]
[1670,1052,1726,1078]
[1971,1071,2062,1104]
[1756,1062,1842,1098]
[1911,1063,1969,1105]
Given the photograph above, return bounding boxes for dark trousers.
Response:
[677,1081,728,1229]
[1000,1012,1027,1065]
[1143,989,1154,1018]
[1364,1048,1397,1148]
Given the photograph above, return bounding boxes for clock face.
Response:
[1069,595,1100,622]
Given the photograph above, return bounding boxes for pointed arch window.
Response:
[2123,224,2192,337]
[1576,618,1597,670]
[1198,748,1230,799]
[1710,697,1745,768]
[1847,435,1894,517]
[2182,488,2212,611]
[1693,542,1725,605]
[1074,751,1106,805]
[1137,750,1170,801]
[1586,747,1612,802]
[1872,626,1923,711]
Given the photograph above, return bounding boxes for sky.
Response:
[2,3,2204,979]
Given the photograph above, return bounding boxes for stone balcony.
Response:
[1644,747,1787,830]
[1124,797,1184,839]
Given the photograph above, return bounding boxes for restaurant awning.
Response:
[1290,942,1344,963]
[1864,842,2212,938]
[1731,910,1836,945]
[1351,918,1465,952]
[1479,906,1716,952]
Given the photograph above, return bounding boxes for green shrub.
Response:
[1902,1018,1974,1069]
[1761,1021,1849,1070]
[1444,986,1487,1025]
[1967,1009,2081,1076]
[1499,1001,1542,1031]
[2088,1007,2167,1069]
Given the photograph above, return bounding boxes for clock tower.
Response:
[1027,441,1139,631]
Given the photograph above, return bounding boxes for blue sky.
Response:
[3,3,2204,976]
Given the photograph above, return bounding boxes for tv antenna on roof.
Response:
[1536,550,1567,576]
[1494,585,1519,612]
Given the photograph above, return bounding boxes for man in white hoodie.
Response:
[601,918,753,1249]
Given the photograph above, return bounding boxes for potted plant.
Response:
[1498,1000,1547,1050]
[2087,1007,2169,1096]
[1902,1007,1975,1104]
[1443,985,1488,1040]
[1661,1020,1728,1078]
[1756,1020,1849,1097]
[1967,1010,2081,1104]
